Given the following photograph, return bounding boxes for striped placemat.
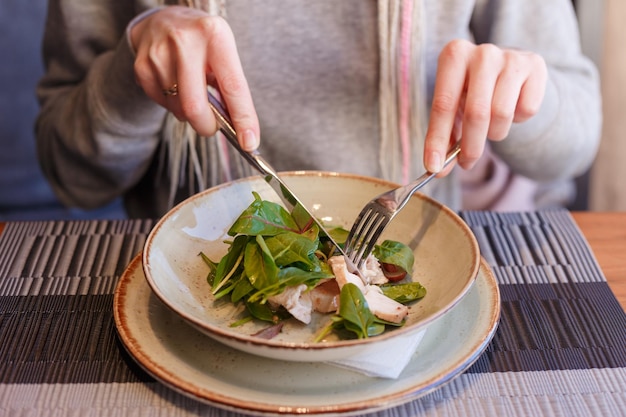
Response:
[0,210,624,416]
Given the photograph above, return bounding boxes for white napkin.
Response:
[327,328,427,379]
[323,255,428,378]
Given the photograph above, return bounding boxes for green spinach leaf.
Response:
[337,283,376,339]
[244,235,279,290]
[211,234,249,295]
[265,231,319,270]
[228,192,299,236]
[380,282,427,304]
[373,240,415,274]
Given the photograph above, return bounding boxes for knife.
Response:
[206,92,360,274]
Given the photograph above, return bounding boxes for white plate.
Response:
[114,255,500,416]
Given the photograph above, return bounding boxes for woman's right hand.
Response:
[129,6,260,151]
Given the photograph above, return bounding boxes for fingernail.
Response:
[242,129,259,151]
[427,151,443,173]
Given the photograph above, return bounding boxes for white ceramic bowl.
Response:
[142,172,480,363]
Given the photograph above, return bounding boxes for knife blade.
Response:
[206,92,360,274]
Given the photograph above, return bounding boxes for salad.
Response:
[201,192,426,341]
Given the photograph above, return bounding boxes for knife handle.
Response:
[206,91,275,177]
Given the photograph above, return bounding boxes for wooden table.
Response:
[571,211,626,310]
[0,211,623,310]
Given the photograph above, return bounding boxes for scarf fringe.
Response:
[378,0,427,185]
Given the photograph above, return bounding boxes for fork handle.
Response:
[390,141,462,211]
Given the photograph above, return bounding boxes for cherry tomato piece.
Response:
[381,262,407,282]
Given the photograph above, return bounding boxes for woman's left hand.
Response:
[423,39,548,175]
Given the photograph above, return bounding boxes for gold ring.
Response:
[162,83,178,96]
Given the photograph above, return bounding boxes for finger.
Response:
[434,106,463,177]
[424,40,471,173]
[156,57,186,121]
[488,55,527,141]
[514,54,547,123]
[170,31,216,134]
[134,46,170,110]
[204,17,260,151]
[459,44,501,170]
[134,37,184,118]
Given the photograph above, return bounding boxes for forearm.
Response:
[35,2,166,209]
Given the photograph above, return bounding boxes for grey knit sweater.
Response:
[36,0,601,218]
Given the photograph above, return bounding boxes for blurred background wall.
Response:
[0,1,125,220]
[585,0,626,211]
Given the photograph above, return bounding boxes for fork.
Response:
[344,142,462,268]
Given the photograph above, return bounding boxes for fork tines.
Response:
[344,206,390,268]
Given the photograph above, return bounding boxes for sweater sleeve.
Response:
[470,0,602,182]
[35,1,167,210]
